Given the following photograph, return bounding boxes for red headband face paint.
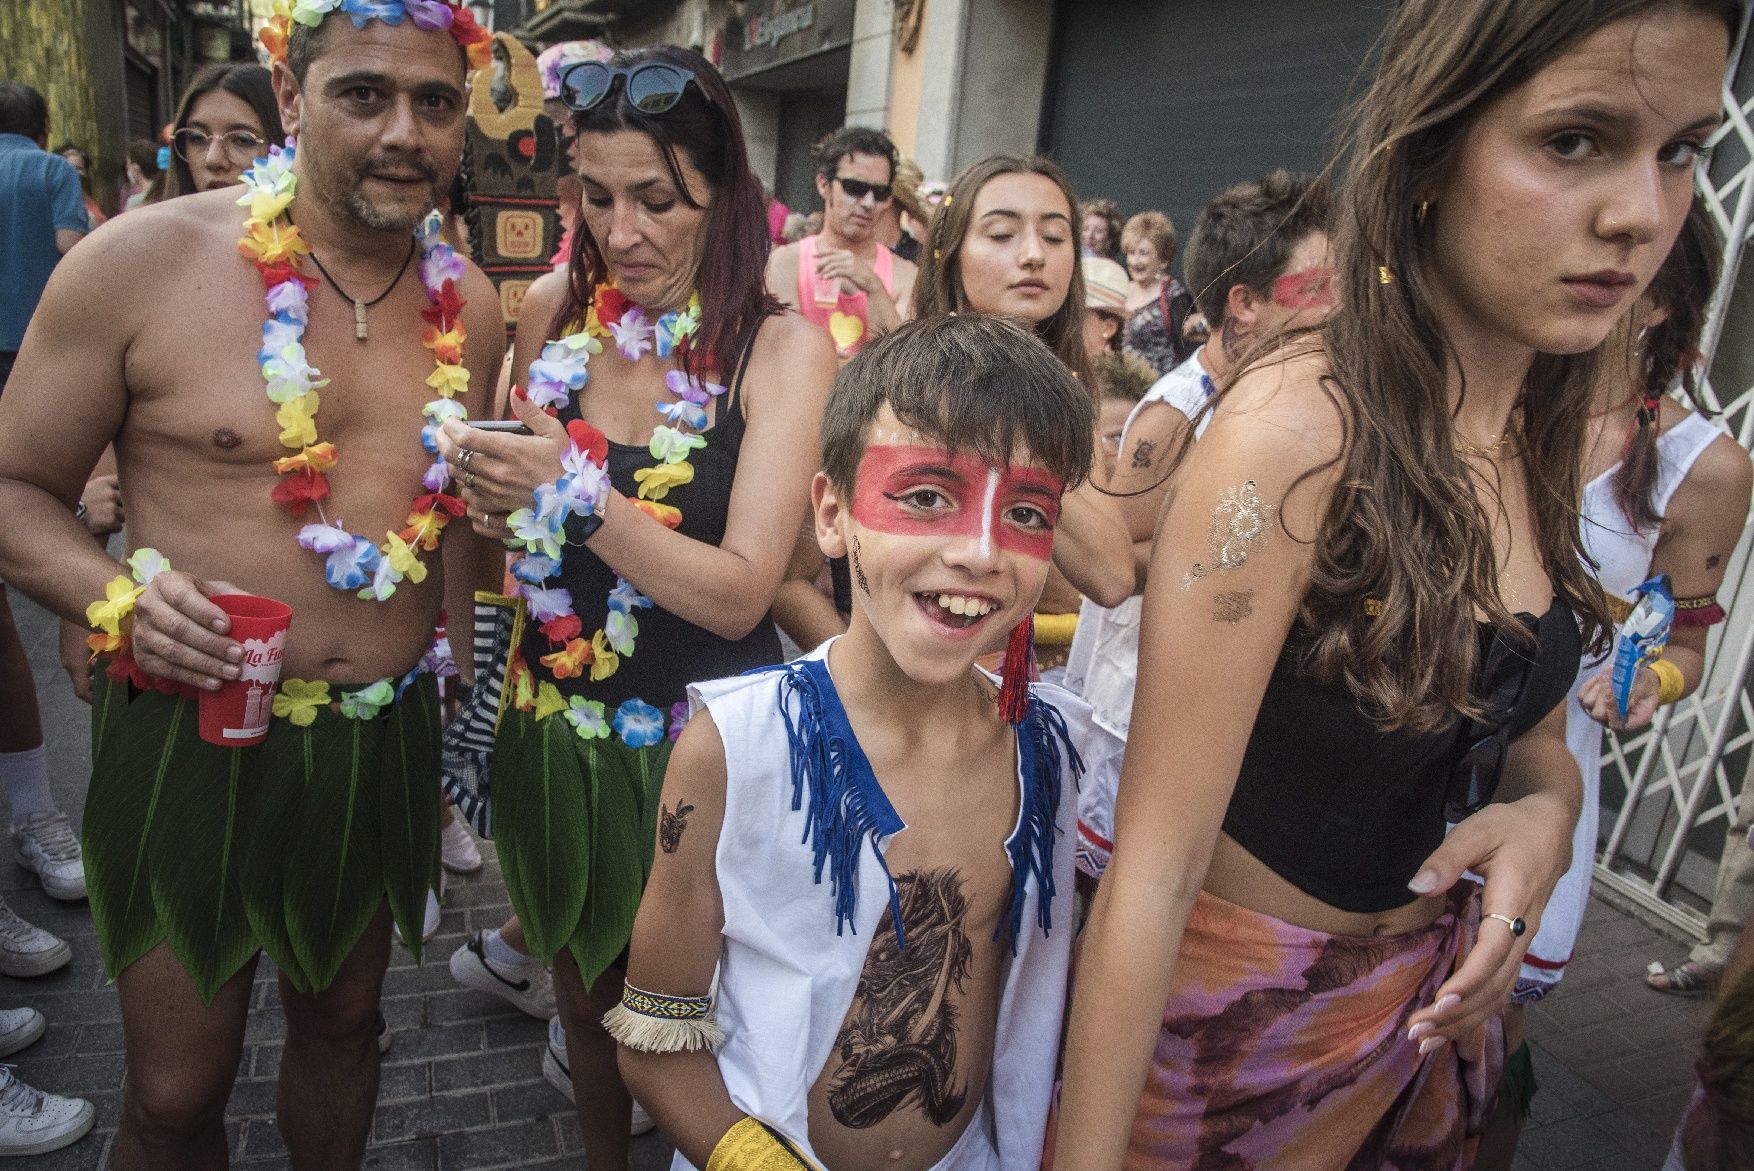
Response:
[1270,264,1338,311]
[850,444,1063,561]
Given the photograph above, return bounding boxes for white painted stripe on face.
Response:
[979,467,1000,560]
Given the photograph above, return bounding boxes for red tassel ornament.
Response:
[998,614,1035,725]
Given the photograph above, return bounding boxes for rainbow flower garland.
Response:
[260,0,492,70]
[237,142,471,602]
[501,278,724,748]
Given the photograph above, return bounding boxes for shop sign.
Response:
[720,0,854,81]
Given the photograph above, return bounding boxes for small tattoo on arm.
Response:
[851,536,871,596]
[658,800,694,853]
[1131,439,1157,470]
[1183,480,1276,589]
[211,428,242,450]
[1214,589,1255,624]
[1707,554,1722,569]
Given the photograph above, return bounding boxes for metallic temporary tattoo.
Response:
[1131,438,1157,470]
[851,536,871,596]
[827,869,970,1129]
[1214,589,1255,624]
[1183,480,1276,589]
[658,800,694,854]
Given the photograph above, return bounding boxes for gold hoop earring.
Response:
[1416,200,1430,225]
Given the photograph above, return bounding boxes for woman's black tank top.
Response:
[520,321,783,712]
[1220,600,1582,913]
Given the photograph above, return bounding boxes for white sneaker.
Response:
[0,899,69,979]
[12,812,85,902]
[393,877,444,947]
[376,1012,392,1055]
[542,1015,656,1136]
[0,1010,44,1060]
[0,1065,95,1156]
[440,819,482,875]
[448,931,555,1019]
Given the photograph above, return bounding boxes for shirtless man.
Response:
[0,6,500,1167]
[613,315,1106,1171]
[766,126,917,363]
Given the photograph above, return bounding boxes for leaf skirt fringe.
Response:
[83,671,441,1003]
[489,705,671,990]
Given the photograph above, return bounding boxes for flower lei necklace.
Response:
[237,141,470,602]
[501,276,725,748]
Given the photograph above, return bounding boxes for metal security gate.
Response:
[1596,13,1754,937]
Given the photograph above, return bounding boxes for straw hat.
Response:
[1082,257,1130,316]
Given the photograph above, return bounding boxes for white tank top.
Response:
[1520,410,1730,985]
[677,640,1094,1171]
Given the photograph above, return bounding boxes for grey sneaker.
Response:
[0,1010,45,1060]
[12,812,85,901]
[0,1065,94,1156]
[0,899,69,979]
[448,931,555,1019]
[542,1015,656,1136]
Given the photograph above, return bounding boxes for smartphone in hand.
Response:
[471,420,534,436]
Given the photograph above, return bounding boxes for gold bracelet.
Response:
[1648,658,1686,706]
[705,1117,820,1171]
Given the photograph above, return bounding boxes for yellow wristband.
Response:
[1648,658,1686,706]
[705,1117,819,1171]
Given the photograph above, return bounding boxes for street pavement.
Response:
[1,588,1713,1169]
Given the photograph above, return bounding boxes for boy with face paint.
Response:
[612,315,1111,1171]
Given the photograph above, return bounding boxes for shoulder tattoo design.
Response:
[658,800,695,854]
[1131,438,1157,470]
[1183,480,1276,589]
[1213,589,1255,624]
[827,869,971,1129]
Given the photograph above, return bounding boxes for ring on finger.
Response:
[463,467,477,491]
[458,447,475,471]
[1483,912,1526,937]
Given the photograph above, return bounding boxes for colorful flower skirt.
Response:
[1120,884,1501,1171]
[489,704,672,988]
[83,671,441,1003]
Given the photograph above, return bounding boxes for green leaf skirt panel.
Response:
[83,671,441,1003]
[489,706,671,990]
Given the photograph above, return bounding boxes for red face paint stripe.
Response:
[849,444,1062,560]
[1270,265,1338,311]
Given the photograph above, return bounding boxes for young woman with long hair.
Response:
[912,155,1132,626]
[161,64,283,198]
[1052,2,1736,1168]
[1475,203,1753,1166]
[435,44,836,1169]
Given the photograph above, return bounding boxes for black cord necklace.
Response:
[305,235,418,342]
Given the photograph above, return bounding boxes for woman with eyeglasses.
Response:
[1051,1,1734,1168]
[434,45,836,1168]
[162,64,282,199]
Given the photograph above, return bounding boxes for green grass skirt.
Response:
[83,671,441,1002]
[488,705,671,989]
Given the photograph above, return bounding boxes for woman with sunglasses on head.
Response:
[435,45,837,1167]
[161,64,282,198]
[1051,3,1734,1169]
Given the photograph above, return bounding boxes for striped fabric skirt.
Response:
[1122,884,1501,1170]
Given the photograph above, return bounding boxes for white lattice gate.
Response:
[1595,12,1754,936]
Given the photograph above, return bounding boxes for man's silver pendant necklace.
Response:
[306,236,418,341]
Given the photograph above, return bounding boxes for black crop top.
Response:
[1220,600,1582,913]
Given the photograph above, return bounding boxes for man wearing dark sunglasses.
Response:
[766,125,915,362]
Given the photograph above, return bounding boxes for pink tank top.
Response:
[795,234,896,359]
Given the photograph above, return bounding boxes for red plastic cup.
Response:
[198,594,293,747]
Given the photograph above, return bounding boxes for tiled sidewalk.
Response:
[3,591,1718,1168]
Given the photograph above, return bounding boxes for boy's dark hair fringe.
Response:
[823,314,1095,493]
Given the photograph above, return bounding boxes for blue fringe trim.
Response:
[770,659,1084,957]
[777,659,907,948]
[1001,694,1083,952]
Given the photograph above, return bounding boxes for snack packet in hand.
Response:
[1612,575,1676,720]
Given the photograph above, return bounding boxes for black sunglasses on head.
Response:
[558,61,702,115]
[835,176,893,204]
[1444,619,1539,822]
